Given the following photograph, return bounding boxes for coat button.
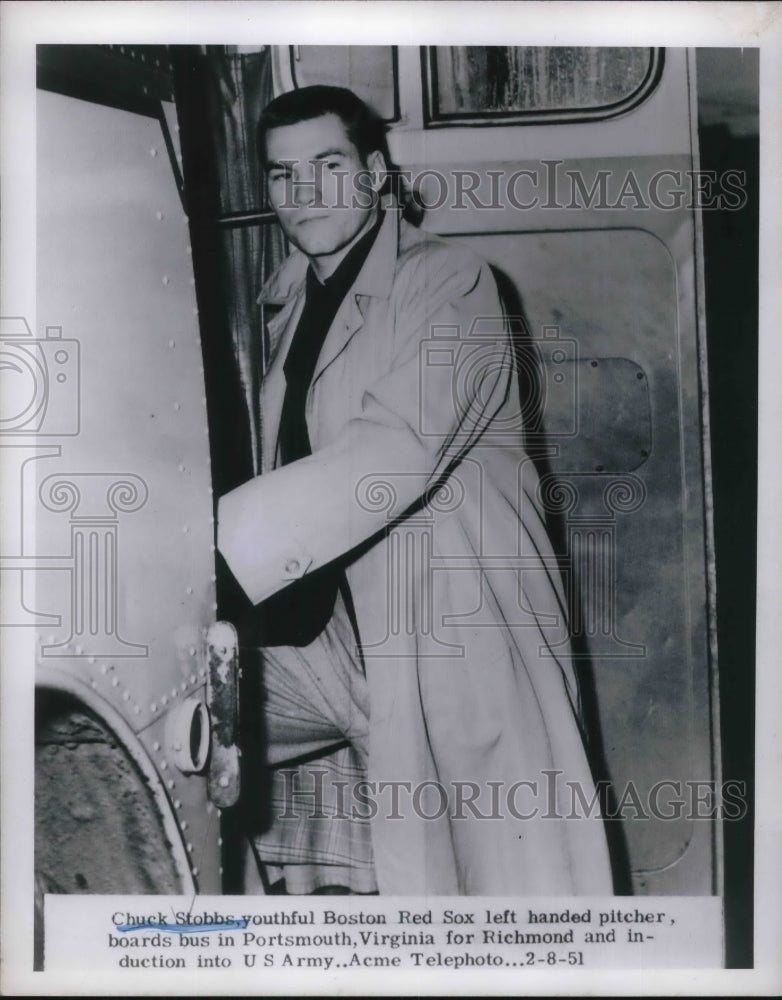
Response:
[285,558,300,575]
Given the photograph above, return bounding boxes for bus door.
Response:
[30,46,231,905]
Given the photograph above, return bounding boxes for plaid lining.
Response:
[250,595,376,892]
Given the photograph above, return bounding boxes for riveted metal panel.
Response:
[33,90,220,892]
[541,356,653,473]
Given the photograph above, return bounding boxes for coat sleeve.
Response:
[217,245,512,605]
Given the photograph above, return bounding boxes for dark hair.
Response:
[258,85,388,165]
[257,85,422,225]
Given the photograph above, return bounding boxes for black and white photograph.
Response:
[1,1,779,995]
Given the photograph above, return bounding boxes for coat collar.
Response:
[258,194,400,309]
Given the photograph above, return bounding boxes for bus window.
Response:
[424,46,661,125]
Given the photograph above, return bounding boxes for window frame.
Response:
[421,46,665,128]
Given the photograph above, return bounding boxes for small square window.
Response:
[290,46,399,122]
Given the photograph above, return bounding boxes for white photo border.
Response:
[1,1,780,995]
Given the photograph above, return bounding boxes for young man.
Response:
[218,86,612,895]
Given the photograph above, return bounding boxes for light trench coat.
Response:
[218,201,613,895]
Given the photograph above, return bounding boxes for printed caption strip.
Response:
[45,895,723,973]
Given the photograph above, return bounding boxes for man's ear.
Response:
[365,150,387,193]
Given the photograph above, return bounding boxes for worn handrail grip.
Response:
[206,621,241,808]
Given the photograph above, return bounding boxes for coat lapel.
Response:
[311,202,399,386]
[257,255,307,471]
[258,250,308,367]
[310,292,367,387]
[256,199,401,465]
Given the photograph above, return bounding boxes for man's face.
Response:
[264,113,384,274]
